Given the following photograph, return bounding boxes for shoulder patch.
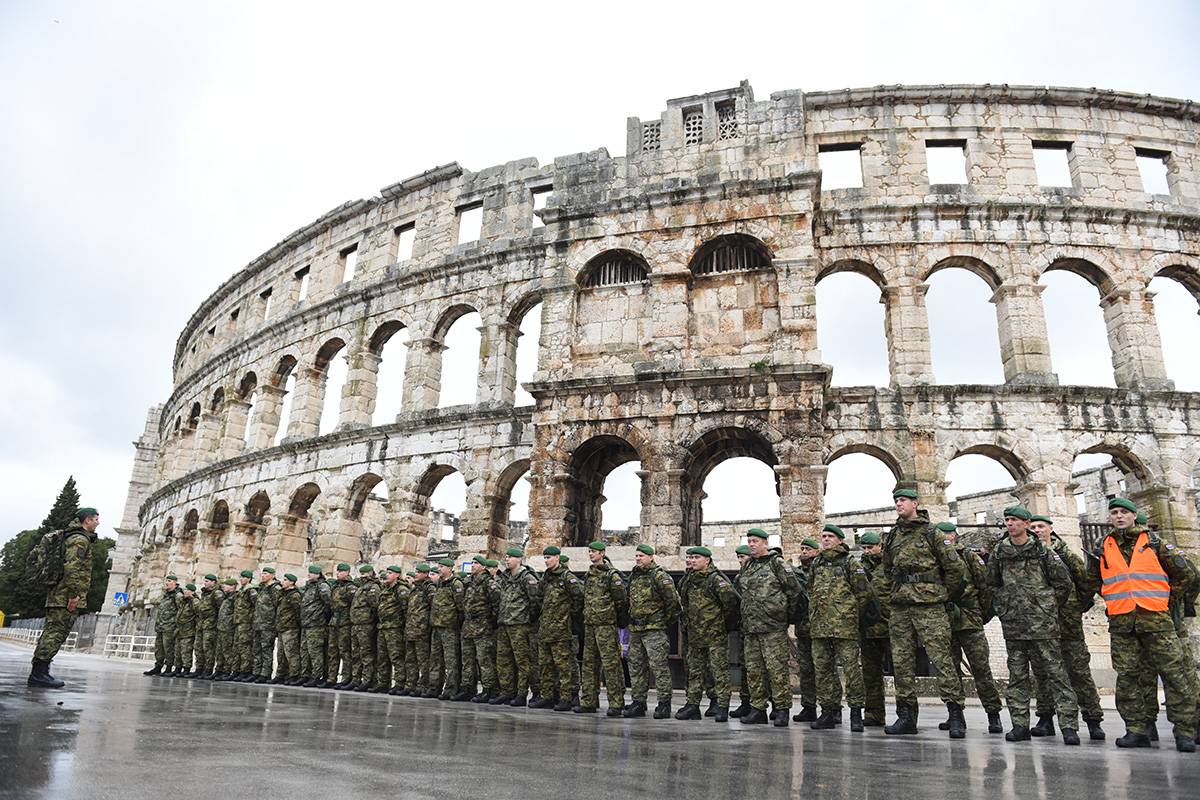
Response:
[526,575,537,585]
[611,575,623,585]
[1166,543,1175,550]
[855,567,865,573]
[943,539,953,545]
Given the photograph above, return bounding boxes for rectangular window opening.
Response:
[818,143,864,190]
[641,121,661,152]
[1032,141,1073,188]
[1135,148,1171,195]
[1074,492,1088,515]
[683,106,704,146]
[716,101,738,140]
[531,186,552,228]
[712,537,726,548]
[394,223,415,262]
[974,511,986,524]
[340,245,358,283]
[456,203,483,245]
[260,288,273,321]
[295,266,310,303]
[925,140,968,185]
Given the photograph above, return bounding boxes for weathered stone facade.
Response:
[107,83,1200,655]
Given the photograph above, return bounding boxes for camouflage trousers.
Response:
[371,627,402,689]
[404,635,430,691]
[1005,638,1078,729]
[889,604,964,706]
[731,632,747,705]
[538,636,579,702]
[860,636,891,722]
[793,634,819,709]
[233,625,253,674]
[812,636,864,709]
[195,628,217,673]
[582,623,625,709]
[1111,628,1198,736]
[154,626,178,669]
[253,629,277,678]
[462,633,496,694]
[429,627,461,695]
[628,629,672,704]
[215,629,234,673]
[328,625,352,684]
[277,629,301,679]
[497,623,534,698]
[951,629,1003,714]
[300,627,327,681]
[686,635,730,706]
[528,629,541,696]
[175,633,195,672]
[1034,635,1103,722]
[744,630,792,711]
[351,623,376,686]
[33,607,78,662]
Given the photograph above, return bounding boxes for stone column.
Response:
[247,384,285,450]
[312,517,366,568]
[647,272,689,367]
[378,487,432,566]
[192,412,222,468]
[339,350,381,430]
[260,513,311,575]
[882,283,935,386]
[219,399,251,459]
[476,320,519,405]
[454,482,493,557]
[1131,483,1200,553]
[401,338,445,412]
[778,464,825,548]
[220,521,265,574]
[192,528,225,579]
[644,468,685,558]
[286,367,326,440]
[532,284,573,380]
[1101,288,1174,390]
[171,429,195,480]
[773,256,821,366]
[527,462,574,552]
[992,282,1059,386]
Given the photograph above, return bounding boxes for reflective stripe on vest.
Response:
[1100,532,1170,615]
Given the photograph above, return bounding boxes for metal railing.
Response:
[101,634,157,661]
[0,627,78,650]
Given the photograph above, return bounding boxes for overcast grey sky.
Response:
[2,1,1198,543]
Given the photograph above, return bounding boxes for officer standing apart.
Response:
[624,543,682,719]
[28,507,99,689]
[739,527,803,728]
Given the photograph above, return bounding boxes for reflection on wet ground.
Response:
[1,644,1197,799]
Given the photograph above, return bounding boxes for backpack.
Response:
[611,569,631,629]
[960,547,995,624]
[25,530,67,591]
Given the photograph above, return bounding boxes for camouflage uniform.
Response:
[627,561,681,708]
[790,553,820,712]
[948,543,1003,717]
[34,526,95,665]
[807,543,872,711]
[740,552,803,712]
[581,557,628,711]
[175,593,198,672]
[403,578,433,692]
[252,579,281,679]
[195,582,221,674]
[276,584,302,680]
[986,535,1079,730]
[299,574,332,682]
[215,586,236,674]
[496,565,542,700]
[680,563,739,708]
[232,582,257,675]
[859,551,892,724]
[153,588,181,671]
[374,575,408,691]
[538,564,584,704]
[462,570,500,696]
[349,573,381,687]
[328,577,355,684]
[429,572,466,696]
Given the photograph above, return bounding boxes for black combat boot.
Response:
[438,691,454,701]
[1115,729,1151,748]
[714,706,729,722]
[653,701,671,719]
[739,707,769,725]
[471,691,489,703]
[884,704,918,735]
[529,696,555,709]
[947,702,966,739]
[1175,735,1197,753]
[451,689,474,702]
[987,711,1003,734]
[811,707,839,730]
[622,700,647,718]
[353,683,370,692]
[160,667,175,677]
[1062,727,1080,745]
[553,695,576,712]
[303,678,321,688]
[27,660,65,689]
[1006,724,1031,742]
[316,680,332,689]
[1147,721,1159,742]
[573,704,597,713]
[143,663,163,676]
[372,685,390,694]
[729,700,751,719]
[792,704,817,723]
[773,711,789,728]
[850,708,864,732]
[1029,714,1055,737]
[675,703,702,720]
[508,694,527,707]
[488,694,512,705]
[270,676,286,685]
[606,703,625,717]
[1085,719,1105,740]
[704,699,718,717]
[863,710,885,727]
[938,709,953,731]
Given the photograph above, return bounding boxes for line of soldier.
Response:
[139,490,1200,753]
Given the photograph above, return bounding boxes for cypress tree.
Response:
[39,476,81,533]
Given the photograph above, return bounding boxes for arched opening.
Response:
[244,491,271,526]
[491,460,533,551]
[925,265,1003,384]
[688,234,772,276]
[512,300,543,407]
[566,436,642,547]
[187,402,202,429]
[346,473,390,561]
[210,387,225,414]
[685,428,780,548]
[288,482,322,559]
[182,508,200,536]
[415,466,468,550]
[209,500,230,534]
[316,338,349,435]
[437,309,482,408]
[161,517,175,542]
[1150,269,1200,391]
[578,250,651,288]
[688,234,779,353]
[574,252,651,359]
[944,449,1026,541]
[370,322,409,425]
[238,372,258,443]
[272,356,298,446]
[815,268,889,387]
[823,449,902,542]
[1040,262,1116,386]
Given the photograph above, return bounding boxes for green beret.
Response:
[359,564,374,573]
[283,573,297,583]
[239,569,253,578]
[185,583,196,591]
[734,545,752,555]
[691,546,712,558]
[1135,512,1148,525]
[337,563,351,572]
[801,538,819,549]
[858,532,881,545]
[203,573,217,581]
[1029,515,1053,525]
[935,522,957,533]
[261,566,276,574]
[746,527,769,540]
[822,523,845,539]
[75,507,98,521]
[543,546,561,556]
[635,543,655,555]
[416,564,432,573]
[1003,506,1031,521]
[406,570,417,577]
[1108,497,1138,514]
[387,565,403,574]
[483,558,499,568]
[165,574,178,582]
[222,578,237,586]
[588,541,607,551]
[506,546,524,558]
[472,555,488,565]
[437,557,455,568]
[893,488,918,500]
[560,554,570,563]
[308,565,322,574]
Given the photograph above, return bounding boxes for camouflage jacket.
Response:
[252,580,281,631]
[497,566,542,627]
[790,556,816,636]
[330,578,355,627]
[300,577,332,629]
[377,579,410,630]
[1085,526,1199,635]
[462,572,500,638]
[216,590,237,633]
[538,565,583,641]
[431,574,466,629]
[807,544,872,640]
[154,587,182,632]
[986,535,1071,641]
[404,580,433,640]
[740,553,803,635]
[46,527,94,609]
[276,586,302,631]
[197,585,222,631]
[881,511,967,606]
[679,564,739,644]
[627,563,681,632]
[233,584,257,627]
[947,544,991,633]
[859,553,891,638]
[1045,535,1089,640]
[349,576,381,625]
[583,558,628,627]
[176,595,198,635]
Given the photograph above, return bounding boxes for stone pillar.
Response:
[1131,482,1200,553]
[171,429,195,480]
[455,482,493,557]
[191,411,222,467]
[1013,474,1082,548]
[402,338,445,412]
[247,384,285,450]
[339,350,381,430]
[219,399,251,459]
[992,282,1059,386]
[193,528,225,579]
[647,272,689,367]
[644,468,685,557]
[260,513,311,575]
[527,460,574,552]
[220,521,265,574]
[476,321,519,405]
[908,431,950,523]
[286,367,325,440]
[378,487,432,566]
[312,517,366,568]
[1101,288,1174,390]
[778,464,825,548]
[532,284,573,380]
[773,256,821,366]
[882,283,935,386]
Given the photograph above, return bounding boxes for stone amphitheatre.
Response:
[106,81,1200,660]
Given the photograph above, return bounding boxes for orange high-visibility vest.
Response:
[1100,532,1170,615]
